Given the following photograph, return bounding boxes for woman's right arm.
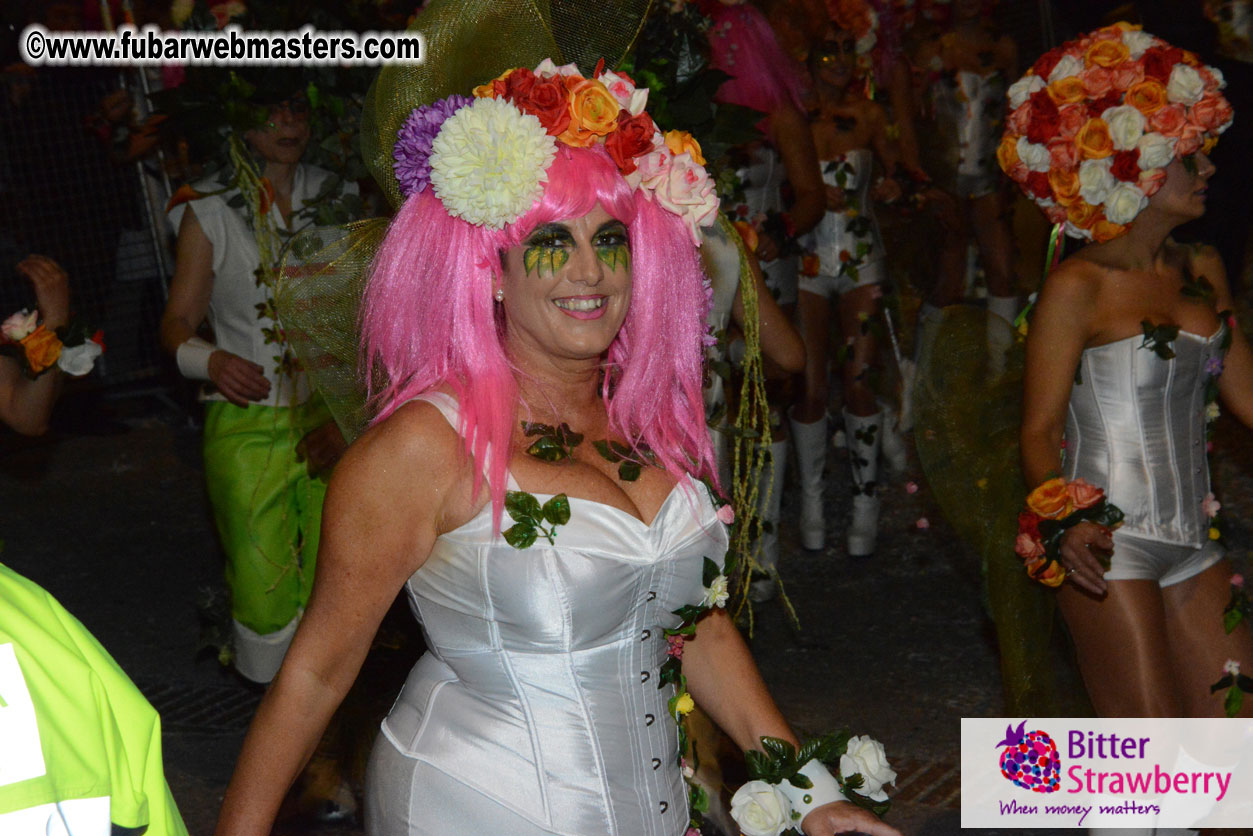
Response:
[1020,262,1112,594]
[732,247,805,374]
[214,403,459,835]
[159,207,270,405]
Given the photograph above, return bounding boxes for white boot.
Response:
[789,411,828,551]
[750,439,790,602]
[844,410,882,558]
[878,400,908,475]
[986,295,1019,378]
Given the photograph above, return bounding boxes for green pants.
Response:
[203,399,331,682]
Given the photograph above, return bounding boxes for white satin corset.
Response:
[1063,325,1227,547]
[380,396,729,836]
[736,145,787,218]
[803,149,884,277]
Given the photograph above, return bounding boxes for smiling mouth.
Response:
[554,296,606,312]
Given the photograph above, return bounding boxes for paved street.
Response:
[4,391,1251,835]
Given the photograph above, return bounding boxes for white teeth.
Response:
[555,297,605,311]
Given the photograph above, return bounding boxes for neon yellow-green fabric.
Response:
[0,562,188,834]
[202,398,331,634]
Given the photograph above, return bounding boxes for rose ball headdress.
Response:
[390,59,719,244]
[998,23,1233,243]
[825,0,879,59]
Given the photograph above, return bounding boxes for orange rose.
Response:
[1091,219,1127,243]
[1015,533,1046,561]
[1047,76,1087,106]
[663,130,705,165]
[1075,118,1114,159]
[1125,80,1167,116]
[1027,477,1075,519]
[1048,167,1082,206]
[1067,199,1101,230]
[1066,478,1104,510]
[20,324,62,374]
[996,133,1019,173]
[1085,39,1130,69]
[1032,558,1068,588]
[472,68,513,98]
[800,252,820,277]
[558,77,620,147]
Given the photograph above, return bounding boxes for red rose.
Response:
[499,67,537,102]
[1087,91,1123,119]
[1018,510,1042,540]
[604,111,655,174]
[1026,92,1060,144]
[1142,45,1184,83]
[1111,149,1140,182]
[1032,47,1065,81]
[1026,171,1052,200]
[513,74,571,137]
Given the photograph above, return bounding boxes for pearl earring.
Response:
[494,287,504,302]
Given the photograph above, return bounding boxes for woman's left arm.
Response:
[684,609,902,836]
[1200,247,1253,428]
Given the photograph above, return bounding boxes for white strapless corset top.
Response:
[1064,325,1227,546]
[380,393,729,836]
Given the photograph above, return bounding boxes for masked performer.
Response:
[212,9,902,833]
[1004,24,1253,721]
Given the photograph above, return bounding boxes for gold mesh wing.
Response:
[362,0,653,209]
[276,219,389,442]
[913,305,1064,715]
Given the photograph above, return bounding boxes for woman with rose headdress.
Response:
[210,3,903,835]
[1007,23,1253,721]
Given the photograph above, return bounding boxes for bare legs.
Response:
[1058,560,1253,717]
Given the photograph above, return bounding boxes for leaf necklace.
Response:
[520,421,654,482]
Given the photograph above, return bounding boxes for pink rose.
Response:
[642,153,718,244]
[1,308,38,341]
[1080,66,1114,98]
[1139,167,1167,197]
[1190,95,1234,133]
[1067,478,1104,509]
[1110,61,1146,91]
[1015,532,1046,560]
[666,634,685,659]
[1048,138,1082,171]
[1147,104,1187,135]
[1176,124,1206,156]
[1202,492,1222,518]
[716,504,735,525]
[597,69,649,116]
[1044,202,1068,224]
[1006,105,1033,137]
[1057,105,1088,140]
[1007,161,1030,184]
[905,481,919,494]
[916,517,931,530]
[1232,573,1245,589]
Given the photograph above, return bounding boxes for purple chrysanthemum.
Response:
[1205,356,1224,377]
[393,94,472,197]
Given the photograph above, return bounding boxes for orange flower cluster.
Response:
[1016,477,1120,588]
[999,23,1232,243]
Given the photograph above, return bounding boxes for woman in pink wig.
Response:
[213,57,900,836]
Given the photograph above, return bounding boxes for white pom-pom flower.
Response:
[57,339,103,377]
[1102,105,1147,151]
[1102,181,1149,224]
[429,97,557,229]
[1137,132,1178,169]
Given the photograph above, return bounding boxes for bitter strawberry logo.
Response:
[996,720,1061,793]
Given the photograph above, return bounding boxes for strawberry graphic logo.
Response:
[996,720,1061,793]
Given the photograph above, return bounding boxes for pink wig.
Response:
[708,3,807,119]
[361,144,716,531]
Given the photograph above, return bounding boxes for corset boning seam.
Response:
[1163,355,1180,541]
[482,543,553,826]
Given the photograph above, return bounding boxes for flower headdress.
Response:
[388,59,718,243]
[825,0,879,58]
[998,23,1233,243]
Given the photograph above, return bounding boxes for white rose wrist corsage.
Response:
[731,733,895,835]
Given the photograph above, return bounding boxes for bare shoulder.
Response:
[326,399,467,538]
[1037,256,1103,311]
